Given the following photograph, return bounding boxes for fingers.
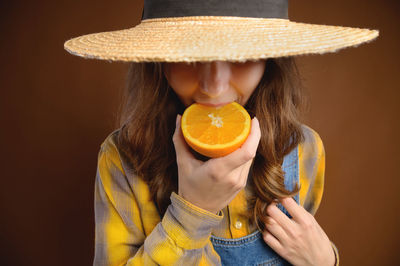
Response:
[280,197,308,224]
[240,158,254,186]
[264,216,289,243]
[262,229,284,255]
[266,202,296,234]
[212,117,261,176]
[172,114,196,163]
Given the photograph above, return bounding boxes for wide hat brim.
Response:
[64,16,379,62]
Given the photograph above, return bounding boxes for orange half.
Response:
[181,102,251,158]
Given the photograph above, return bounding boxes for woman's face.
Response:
[163,60,266,107]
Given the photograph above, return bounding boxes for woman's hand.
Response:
[262,197,336,266]
[172,114,261,214]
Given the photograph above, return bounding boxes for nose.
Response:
[198,61,232,98]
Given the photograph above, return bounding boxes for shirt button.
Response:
[234,220,242,229]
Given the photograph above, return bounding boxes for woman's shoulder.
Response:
[98,128,129,175]
[100,128,121,151]
[299,124,325,158]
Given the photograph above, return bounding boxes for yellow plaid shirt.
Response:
[93,125,339,265]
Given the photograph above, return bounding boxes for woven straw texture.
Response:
[64,17,379,62]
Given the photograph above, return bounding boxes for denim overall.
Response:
[210,145,299,266]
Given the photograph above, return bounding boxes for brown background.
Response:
[0,0,399,265]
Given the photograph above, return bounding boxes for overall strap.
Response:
[209,145,299,265]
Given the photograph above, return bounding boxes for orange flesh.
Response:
[181,102,251,157]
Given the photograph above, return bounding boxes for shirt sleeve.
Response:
[93,138,224,266]
[331,241,340,266]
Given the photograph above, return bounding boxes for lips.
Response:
[196,101,233,107]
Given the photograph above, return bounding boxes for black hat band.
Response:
[142,0,288,20]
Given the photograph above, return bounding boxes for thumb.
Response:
[172,114,196,162]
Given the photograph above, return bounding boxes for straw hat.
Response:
[64,0,379,63]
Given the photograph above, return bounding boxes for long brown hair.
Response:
[116,58,305,231]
